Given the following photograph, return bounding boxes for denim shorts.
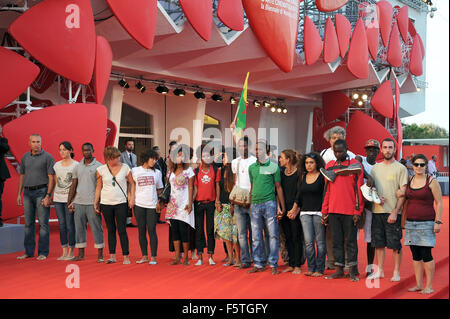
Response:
[371,213,402,250]
[404,220,436,247]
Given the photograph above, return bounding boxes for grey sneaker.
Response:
[335,163,362,176]
[320,168,337,182]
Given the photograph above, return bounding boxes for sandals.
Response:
[106,259,116,264]
[97,258,105,263]
[304,272,314,276]
[420,288,434,294]
[136,258,149,264]
[183,259,189,266]
[169,260,181,265]
[408,286,423,292]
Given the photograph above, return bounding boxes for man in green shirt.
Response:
[248,140,285,275]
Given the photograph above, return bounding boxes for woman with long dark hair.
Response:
[52,141,78,260]
[214,147,241,266]
[298,152,327,277]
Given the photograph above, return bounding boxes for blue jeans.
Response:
[300,214,327,273]
[23,188,50,257]
[234,205,253,265]
[54,202,76,248]
[250,200,279,269]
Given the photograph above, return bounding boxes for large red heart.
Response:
[387,21,402,67]
[304,16,323,65]
[217,0,244,31]
[9,0,95,85]
[322,91,351,123]
[323,17,339,63]
[0,46,40,109]
[106,0,157,49]
[3,104,108,164]
[315,0,349,12]
[370,80,394,119]
[346,18,369,79]
[94,36,113,104]
[242,0,301,72]
[335,14,351,59]
[179,0,213,41]
[105,119,118,147]
[409,34,423,76]
[347,110,397,157]
[366,25,379,61]
[396,6,409,43]
[376,0,393,48]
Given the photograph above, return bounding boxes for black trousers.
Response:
[194,201,216,254]
[134,206,158,257]
[101,203,129,255]
[328,213,358,267]
[280,214,304,267]
[170,219,190,243]
[0,180,4,220]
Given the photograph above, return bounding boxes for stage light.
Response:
[156,85,169,94]
[212,94,223,102]
[194,91,205,99]
[352,93,359,100]
[270,106,276,112]
[119,78,129,89]
[362,94,368,101]
[358,100,363,106]
[277,107,282,113]
[136,81,146,93]
[174,88,186,96]
[263,101,270,108]
[416,88,421,92]
[282,108,288,114]
[230,97,237,104]
[253,100,261,107]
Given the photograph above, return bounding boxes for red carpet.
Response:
[0,197,448,299]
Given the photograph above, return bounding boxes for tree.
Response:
[402,123,449,139]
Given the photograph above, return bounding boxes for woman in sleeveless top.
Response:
[398,154,443,295]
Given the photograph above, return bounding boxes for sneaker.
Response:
[360,184,373,202]
[36,255,47,261]
[370,188,381,204]
[320,168,337,182]
[208,257,216,265]
[195,259,203,266]
[336,163,362,176]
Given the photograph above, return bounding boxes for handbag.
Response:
[229,158,251,207]
[158,172,171,204]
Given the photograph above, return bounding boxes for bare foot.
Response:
[311,272,323,277]
[304,271,314,276]
[408,286,423,292]
[169,259,181,265]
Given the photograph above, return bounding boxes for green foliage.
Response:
[402,122,449,139]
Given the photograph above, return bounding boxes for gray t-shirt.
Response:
[72,158,102,205]
[19,150,55,187]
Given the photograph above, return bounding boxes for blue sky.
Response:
[402,0,449,130]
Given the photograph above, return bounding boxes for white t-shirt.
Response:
[132,166,163,209]
[53,160,78,203]
[361,156,374,183]
[166,167,195,228]
[320,147,356,164]
[97,164,131,205]
[231,156,257,190]
[428,159,437,176]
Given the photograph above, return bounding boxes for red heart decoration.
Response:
[335,14,351,59]
[370,80,394,119]
[9,0,95,85]
[346,18,369,79]
[94,36,113,104]
[304,16,323,65]
[315,0,349,12]
[376,0,393,48]
[409,34,423,76]
[106,0,157,49]
[217,0,244,31]
[0,46,40,109]
[242,0,301,72]
[387,21,402,67]
[179,0,213,41]
[396,6,409,43]
[106,119,118,147]
[417,33,425,60]
[3,104,108,164]
[323,17,339,63]
[322,91,351,123]
[366,25,379,60]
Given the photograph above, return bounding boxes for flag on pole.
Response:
[233,72,250,139]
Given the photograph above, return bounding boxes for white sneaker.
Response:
[371,188,381,204]
[209,257,216,265]
[195,259,203,266]
[360,184,373,202]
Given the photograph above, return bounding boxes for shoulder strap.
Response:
[320,149,327,157]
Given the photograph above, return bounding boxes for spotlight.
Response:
[119,78,129,89]
[362,94,368,101]
[136,81,146,93]
[270,106,276,112]
[194,91,205,99]
[156,85,169,94]
[211,94,223,102]
[416,88,421,92]
[174,88,186,96]
[277,107,282,113]
[253,100,261,107]
[352,93,359,100]
[358,100,363,106]
[263,101,270,108]
[230,97,237,104]
[282,108,288,114]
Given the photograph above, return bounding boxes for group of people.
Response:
[11,125,444,294]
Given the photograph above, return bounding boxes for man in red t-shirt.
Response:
[193,145,221,266]
[321,139,364,282]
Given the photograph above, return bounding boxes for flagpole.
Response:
[231,72,249,127]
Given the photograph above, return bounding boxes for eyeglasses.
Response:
[413,163,426,167]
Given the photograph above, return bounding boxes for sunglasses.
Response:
[112,176,117,187]
[413,163,426,167]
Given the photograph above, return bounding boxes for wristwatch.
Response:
[435,220,443,225]
[46,193,51,197]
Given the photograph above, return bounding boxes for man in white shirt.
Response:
[428,155,438,177]
[320,126,356,165]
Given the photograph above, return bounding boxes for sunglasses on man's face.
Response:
[413,163,426,167]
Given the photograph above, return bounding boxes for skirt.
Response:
[404,220,436,247]
[214,204,238,244]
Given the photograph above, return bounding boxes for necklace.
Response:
[201,166,210,174]
[285,167,297,176]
